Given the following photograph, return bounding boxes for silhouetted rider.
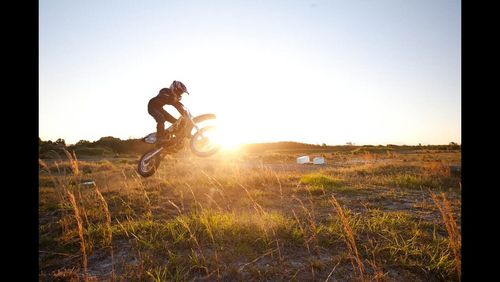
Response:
[148,80,189,143]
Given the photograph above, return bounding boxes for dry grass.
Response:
[94,185,115,279]
[39,149,461,281]
[330,195,365,281]
[431,192,461,280]
[66,191,87,280]
[63,149,80,176]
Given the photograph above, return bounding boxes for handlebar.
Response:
[181,105,199,131]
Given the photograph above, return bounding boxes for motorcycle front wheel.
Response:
[190,126,221,157]
[137,149,163,177]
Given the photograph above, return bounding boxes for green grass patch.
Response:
[379,174,442,189]
[300,173,344,188]
[298,173,355,194]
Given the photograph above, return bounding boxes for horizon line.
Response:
[39,136,461,147]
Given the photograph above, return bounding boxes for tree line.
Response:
[39,136,152,158]
[39,137,461,159]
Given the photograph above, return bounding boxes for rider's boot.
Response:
[156,130,171,144]
[156,132,170,144]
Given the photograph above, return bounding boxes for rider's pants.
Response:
[148,106,177,137]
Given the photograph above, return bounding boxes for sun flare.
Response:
[207,125,244,152]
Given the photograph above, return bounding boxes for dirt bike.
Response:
[137,105,220,177]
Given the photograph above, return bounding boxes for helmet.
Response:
[170,80,189,95]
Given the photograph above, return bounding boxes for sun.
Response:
[192,112,248,152]
[195,120,243,152]
[209,126,244,151]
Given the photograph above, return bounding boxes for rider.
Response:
[148,80,190,143]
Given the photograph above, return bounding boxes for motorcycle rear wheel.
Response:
[190,126,221,157]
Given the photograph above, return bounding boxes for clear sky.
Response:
[39,0,461,146]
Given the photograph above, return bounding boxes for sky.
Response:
[39,0,461,146]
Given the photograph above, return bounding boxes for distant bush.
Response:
[40,136,152,158]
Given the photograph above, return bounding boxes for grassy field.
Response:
[39,147,461,281]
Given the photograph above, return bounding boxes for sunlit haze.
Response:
[40,0,461,146]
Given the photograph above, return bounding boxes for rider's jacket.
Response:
[148,88,187,116]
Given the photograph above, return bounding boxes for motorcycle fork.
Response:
[144,147,164,162]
